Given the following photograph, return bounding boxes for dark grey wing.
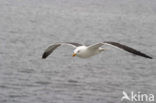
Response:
[42,42,82,59]
[42,44,61,59]
[104,41,152,59]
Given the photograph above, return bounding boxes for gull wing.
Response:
[87,43,104,50]
[104,41,152,59]
[42,42,82,59]
[88,41,152,59]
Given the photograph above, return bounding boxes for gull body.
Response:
[73,46,104,58]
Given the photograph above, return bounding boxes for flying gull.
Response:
[42,42,152,59]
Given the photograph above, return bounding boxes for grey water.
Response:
[0,0,156,103]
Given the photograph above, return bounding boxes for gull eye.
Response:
[77,50,80,53]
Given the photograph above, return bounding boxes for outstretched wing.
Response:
[88,41,152,59]
[42,42,82,59]
[104,41,152,59]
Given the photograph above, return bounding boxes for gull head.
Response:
[72,46,87,57]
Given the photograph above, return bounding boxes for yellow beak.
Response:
[72,53,76,57]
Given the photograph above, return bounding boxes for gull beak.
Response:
[72,53,76,57]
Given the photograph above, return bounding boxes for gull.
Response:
[42,42,152,59]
